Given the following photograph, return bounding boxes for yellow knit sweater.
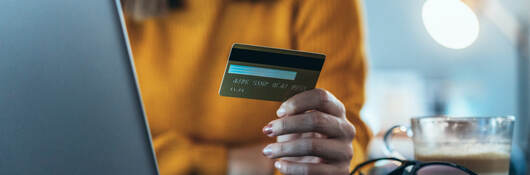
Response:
[125,0,371,174]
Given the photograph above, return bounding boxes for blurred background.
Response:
[359,0,529,174]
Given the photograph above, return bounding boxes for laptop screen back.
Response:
[0,1,158,174]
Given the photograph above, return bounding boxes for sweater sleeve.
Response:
[292,0,372,168]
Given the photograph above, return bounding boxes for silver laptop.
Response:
[0,0,159,174]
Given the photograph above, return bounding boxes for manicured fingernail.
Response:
[262,145,272,157]
[276,108,286,117]
[274,161,281,169]
[262,124,273,136]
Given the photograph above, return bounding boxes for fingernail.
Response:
[276,108,286,117]
[262,124,273,136]
[274,161,282,169]
[262,145,272,157]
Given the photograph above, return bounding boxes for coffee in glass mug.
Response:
[384,116,515,175]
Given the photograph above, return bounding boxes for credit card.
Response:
[219,44,326,101]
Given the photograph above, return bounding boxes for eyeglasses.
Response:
[350,157,478,175]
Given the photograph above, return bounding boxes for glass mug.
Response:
[384,116,515,175]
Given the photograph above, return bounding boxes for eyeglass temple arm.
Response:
[350,159,380,175]
[388,161,415,175]
[350,157,404,175]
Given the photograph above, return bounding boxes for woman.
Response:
[122,0,371,174]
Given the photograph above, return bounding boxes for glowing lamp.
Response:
[422,0,480,49]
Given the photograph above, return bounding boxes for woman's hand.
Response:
[262,88,356,175]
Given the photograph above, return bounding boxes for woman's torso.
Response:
[127,0,298,144]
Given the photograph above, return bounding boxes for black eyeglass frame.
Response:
[350,157,478,175]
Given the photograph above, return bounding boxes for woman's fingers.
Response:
[276,133,301,143]
[264,89,355,175]
[263,111,355,140]
[276,88,346,118]
[262,138,353,162]
[274,159,350,175]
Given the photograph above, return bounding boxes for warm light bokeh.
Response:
[422,0,480,49]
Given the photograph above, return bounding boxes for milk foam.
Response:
[415,144,511,175]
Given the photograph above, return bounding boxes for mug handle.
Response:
[383,125,413,160]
